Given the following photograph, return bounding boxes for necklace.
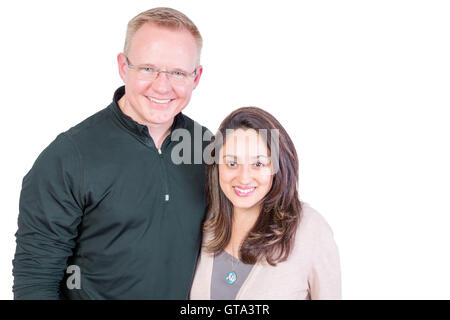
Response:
[225,243,238,285]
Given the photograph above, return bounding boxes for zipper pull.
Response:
[165,194,169,202]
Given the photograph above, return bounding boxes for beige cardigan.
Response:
[190,203,341,300]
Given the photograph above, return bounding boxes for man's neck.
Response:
[148,123,173,150]
[118,96,174,150]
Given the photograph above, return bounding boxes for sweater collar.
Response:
[109,86,185,138]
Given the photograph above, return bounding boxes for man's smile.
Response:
[147,96,174,104]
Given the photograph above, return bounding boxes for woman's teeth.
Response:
[233,187,256,194]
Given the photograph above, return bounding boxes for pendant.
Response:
[225,271,237,284]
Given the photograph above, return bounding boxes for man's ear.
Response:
[192,65,203,89]
[117,53,128,82]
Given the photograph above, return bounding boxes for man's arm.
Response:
[12,133,84,299]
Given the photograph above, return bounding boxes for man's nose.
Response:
[151,71,172,92]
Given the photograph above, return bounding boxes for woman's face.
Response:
[219,128,273,212]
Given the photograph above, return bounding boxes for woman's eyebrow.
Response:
[222,155,270,162]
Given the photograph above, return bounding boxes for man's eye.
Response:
[140,67,154,73]
[171,71,186,78]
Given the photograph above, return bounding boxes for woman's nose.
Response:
[237,164,252,184]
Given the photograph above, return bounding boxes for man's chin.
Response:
[144,113,179,126]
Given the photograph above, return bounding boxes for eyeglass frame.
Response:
[125,56,198,84]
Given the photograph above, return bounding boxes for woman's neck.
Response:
[233,206,260,229]
[225,205,261,258]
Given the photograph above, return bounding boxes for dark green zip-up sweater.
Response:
[13,86,210,299]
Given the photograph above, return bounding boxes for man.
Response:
[13,7,210,299]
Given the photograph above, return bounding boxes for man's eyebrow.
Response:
[135,63,189,73]
[170,67,190,73]
[133,62,157,67]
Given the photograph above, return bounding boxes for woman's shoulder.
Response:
[296,202,336,243]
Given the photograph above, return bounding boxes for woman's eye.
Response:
[227,161,238,167]
[254,161,264,168]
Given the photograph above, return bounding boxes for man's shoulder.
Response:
[64,104,113,139]
[31,105,113,169]
[179,113,211,135]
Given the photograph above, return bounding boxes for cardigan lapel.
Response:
[200,231,266,300]
[200,249,215,299]
[202,249,264,300]
[234,261,264,299]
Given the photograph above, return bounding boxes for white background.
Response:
[1,0,449,300]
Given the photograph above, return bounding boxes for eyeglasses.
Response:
[125,56,197,85]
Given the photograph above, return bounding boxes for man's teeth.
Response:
[148,97,171,104]
[233,187,256,194]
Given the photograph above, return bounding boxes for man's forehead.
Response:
[128,23,198,60]
[134,22,192,38]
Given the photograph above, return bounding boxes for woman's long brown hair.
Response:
[203,107,302,266]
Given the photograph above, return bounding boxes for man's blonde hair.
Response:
[124,7,203,63]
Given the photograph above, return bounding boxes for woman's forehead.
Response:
[221,129,269,156]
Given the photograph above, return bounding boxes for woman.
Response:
[190,107,341,299]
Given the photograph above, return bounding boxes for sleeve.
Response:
[12,133,84,299]
[308,215,342,300]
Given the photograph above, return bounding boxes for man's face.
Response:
[118,23,202,127]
